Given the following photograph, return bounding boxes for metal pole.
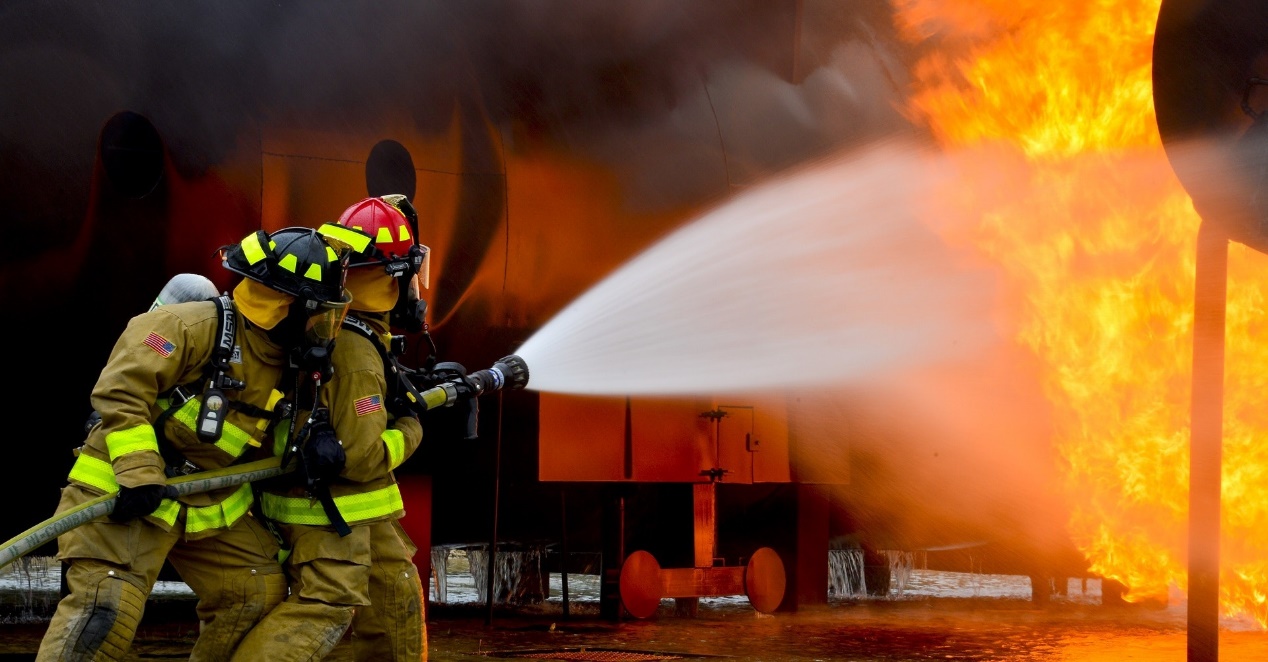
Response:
[485,391,504,626]
[560,488,570,618]
[1188,218,1227,662]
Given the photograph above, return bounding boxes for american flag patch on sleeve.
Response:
[143,332,176,358]
[354,394,383,416]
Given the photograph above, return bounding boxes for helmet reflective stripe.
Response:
[375,224,410,244]
[319,222,373,254]
[276,253,298,274]
[240,231,269,265]
[275,249,334,283]
[305,260,324,282]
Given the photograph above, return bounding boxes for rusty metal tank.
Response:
[1154,0,1268,248]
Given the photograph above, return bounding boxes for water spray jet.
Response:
[513,138,1000,398]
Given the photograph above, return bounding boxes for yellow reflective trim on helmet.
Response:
[241,232,267,265]
[383,428,405,471]
[260,484,404,526]
[166,397,260,456]
[397,225,411,242]
[105,425,161,461]
[186,483,254,534]
[277,253,299,274]
[319,223,372,253]
[68,454,118,493]
[304,262,323,281]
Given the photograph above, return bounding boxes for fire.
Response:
[894,0,1268,624]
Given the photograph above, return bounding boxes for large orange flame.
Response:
[894,0,1268,624]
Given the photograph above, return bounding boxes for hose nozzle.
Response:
[414,354,530,440]
[410,354,531,414]
[466,354,530,395]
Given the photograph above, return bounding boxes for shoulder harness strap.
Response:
[193,296,244,443]
[341,315,429,416]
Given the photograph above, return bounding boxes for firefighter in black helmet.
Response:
[37,226,353,662]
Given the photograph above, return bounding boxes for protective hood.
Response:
[345,267,398,313]
[233,278,294,330]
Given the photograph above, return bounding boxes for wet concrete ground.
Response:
[2,563,1267,660]
[3,596,1268,661]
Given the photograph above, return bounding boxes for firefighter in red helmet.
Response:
[234,196,430,661]
[37,226,353,661]
[334,194,432,660]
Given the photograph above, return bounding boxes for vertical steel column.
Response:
[1188,219,1227,662]
[485,392,504,626]
[560,489,570,618]
[599,488,626,620]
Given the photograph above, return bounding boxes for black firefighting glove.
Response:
[110,484,178,523]
[297,420,345,492]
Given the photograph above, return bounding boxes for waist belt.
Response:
[165,456,203,477]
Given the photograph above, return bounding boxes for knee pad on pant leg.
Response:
[57,572,147,661]
[196,565,288,625]
[344,560,424,662]
[191,567,289,658]
[260,569,288,613]
[385,563,425,661]
[232,567,289,621]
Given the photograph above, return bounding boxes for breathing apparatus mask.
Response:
[389,244,429,333]
[288,289,353,380]
[382,194,431,333]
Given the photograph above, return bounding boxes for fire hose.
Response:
[0,354,530,571]
[0,456,291,571]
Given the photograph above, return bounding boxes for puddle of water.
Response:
[4,556,1267,660]
[422,558,1267,662]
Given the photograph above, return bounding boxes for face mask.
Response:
[391,272,427,333]
[302,292,352,350]
[284,291,351,383]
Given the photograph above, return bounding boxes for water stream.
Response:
[516,138,998,398]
